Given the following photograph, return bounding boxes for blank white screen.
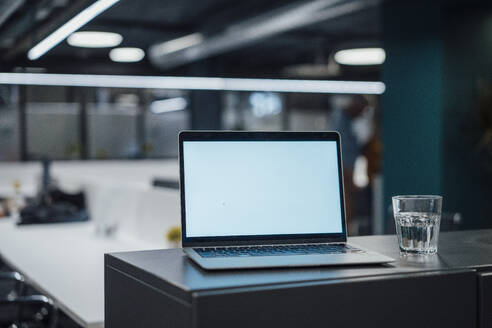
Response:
[183,140,343,237]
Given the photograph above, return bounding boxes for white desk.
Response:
[0,218,168,328]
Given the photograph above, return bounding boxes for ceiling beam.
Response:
[148,0,381,71]
[0,0,24,28]
[91,18,195,34]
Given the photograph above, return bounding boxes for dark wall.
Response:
[189,91,222,130]
[382,2,443,214]
[441,4,492,228]
[382,1,492,229]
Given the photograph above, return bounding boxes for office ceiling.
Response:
[0,0,383,79]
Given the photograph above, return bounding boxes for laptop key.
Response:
[194,244,365,258]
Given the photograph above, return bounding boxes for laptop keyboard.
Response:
[194,244,365,258]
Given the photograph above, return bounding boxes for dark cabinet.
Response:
[479,272,492,328]
[105,230,492,328]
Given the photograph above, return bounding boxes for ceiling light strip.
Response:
[0,73,385,94]
[27,0,120,60]
[151,33,204,56]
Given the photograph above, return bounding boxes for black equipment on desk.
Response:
[152,178,180,190]
[17,159,89,225]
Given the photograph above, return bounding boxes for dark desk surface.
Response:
[106,229,492,302]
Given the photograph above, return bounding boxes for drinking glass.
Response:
[392,195,442,255]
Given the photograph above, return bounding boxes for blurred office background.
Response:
[1,0,492,236]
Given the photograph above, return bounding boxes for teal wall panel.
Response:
[382,2,443,218]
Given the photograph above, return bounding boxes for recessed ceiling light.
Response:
[109,47,145,62]
[67,31,122,48]
[334,48,386,66]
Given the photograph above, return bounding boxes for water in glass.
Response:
[395,211,440,255]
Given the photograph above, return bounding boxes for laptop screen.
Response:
[181,137,344,239]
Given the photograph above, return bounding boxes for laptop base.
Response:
[184,244,394,270]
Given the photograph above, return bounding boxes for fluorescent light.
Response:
[224,78,385,94]
[109,47,145,62]
[334,48,386,66]
[150,33,203,56]
[27,0,120,60]
[67,31,122,48]
[0,73,386,94]
[150,97,188,114]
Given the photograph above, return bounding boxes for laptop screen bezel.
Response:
[179,131,347,247]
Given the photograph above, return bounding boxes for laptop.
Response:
[179,131,393,270]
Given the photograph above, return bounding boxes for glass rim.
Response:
[392,195,442,200]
